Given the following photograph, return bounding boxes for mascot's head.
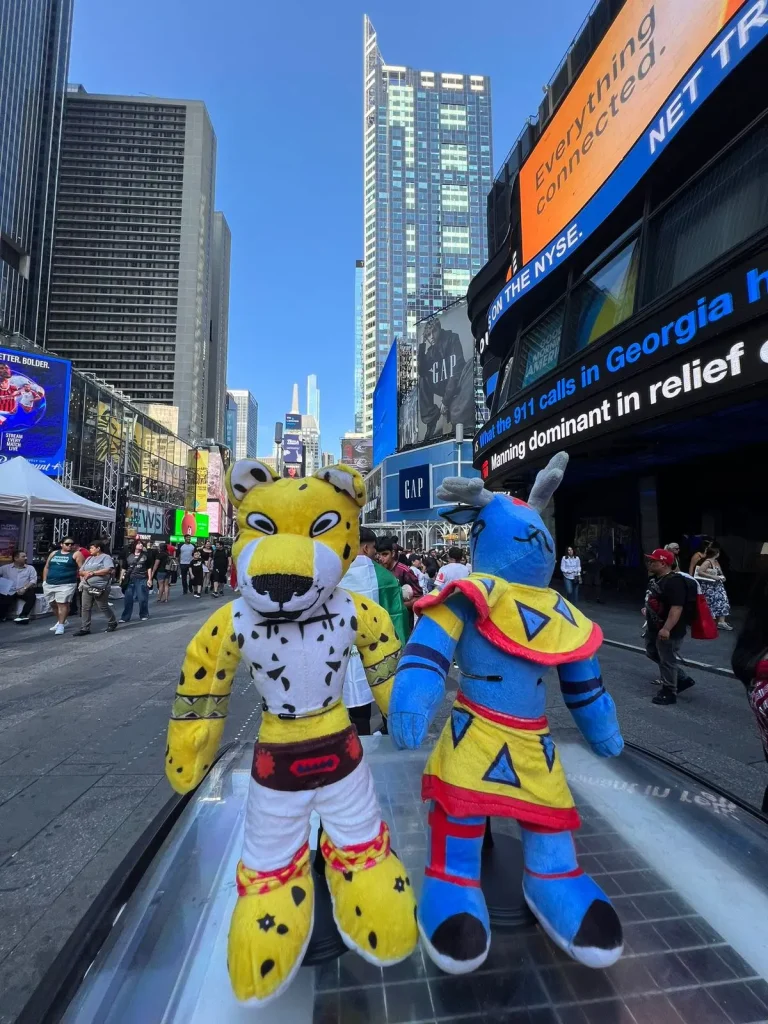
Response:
[226,460,365,619]
[438,452,568,588]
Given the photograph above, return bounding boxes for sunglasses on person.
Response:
[61,541,74,547]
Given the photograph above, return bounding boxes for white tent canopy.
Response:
[0,457,115,521]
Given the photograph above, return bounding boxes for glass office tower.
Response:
[362,15,492,435]
[354,259,365,434]
[0,0,73,340]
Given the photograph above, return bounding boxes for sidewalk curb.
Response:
[603,638,735,679]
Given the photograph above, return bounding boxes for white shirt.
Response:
[178,542,196,565]
[560,556,581,580]
[339,555,378,709]
[434,562,470,591]
[0,563,37,592]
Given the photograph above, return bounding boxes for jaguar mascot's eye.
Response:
[246,511,277,535]
[310,511,341,537]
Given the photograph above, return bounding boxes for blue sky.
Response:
[69,0,588,456]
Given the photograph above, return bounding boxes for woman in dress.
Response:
[695,544,732,630]
[560,546,582,604]
[732,570,768,812]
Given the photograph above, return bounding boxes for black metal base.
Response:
[302,828,348,966]
[480,819,535,930]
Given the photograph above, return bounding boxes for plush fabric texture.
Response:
[390,454,625,973]
[166,462,409,1004]
[323,825,418,965]
[227,846,315,1004]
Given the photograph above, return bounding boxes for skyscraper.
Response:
[362,16,492,434]
[207,212,232,442]
[224,391,238,454]
[0,0,73,340]
[354,259,365,434]
[228,389,258,460]
[46,89,219,442]
[307,374,320,429]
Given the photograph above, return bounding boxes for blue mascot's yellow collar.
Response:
[417,572,602,666]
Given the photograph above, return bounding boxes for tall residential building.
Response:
[354,259,365,433]
[224,391,238,454]
[300,415,320,476]
[46,89,218,442]
[228,389,258,460]
[0,0,73,340]
[307,374,320,429]
[206,212,231,442]
[362,15,492,433]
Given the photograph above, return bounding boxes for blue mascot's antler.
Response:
[527,451,569,511]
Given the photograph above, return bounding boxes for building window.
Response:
[568,239,640,352]
[646,118,768,301]
[517,302,565,391]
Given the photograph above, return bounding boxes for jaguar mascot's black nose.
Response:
[251,573,314,605]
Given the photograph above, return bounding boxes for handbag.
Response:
[690,592,718,640]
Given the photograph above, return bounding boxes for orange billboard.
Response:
[519,0,747,264]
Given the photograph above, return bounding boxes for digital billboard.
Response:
[520,0,748,264]
[185,449,209,513]
[341,436,373,473]
[0,345,71,475]
[399,301,476,448]
[283,434,304,466]
[372,341,398,467]
[172,509,210,543]
[489,0,764,332]
[285,412,302,431]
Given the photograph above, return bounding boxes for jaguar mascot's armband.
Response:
[389,452,625,975]
[165,461,417,1005]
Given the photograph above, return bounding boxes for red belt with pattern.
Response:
[251,727,363,791]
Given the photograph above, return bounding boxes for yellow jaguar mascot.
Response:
[165,460,417,1004]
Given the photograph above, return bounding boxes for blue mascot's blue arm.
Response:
[389,612,463,750]
[557,656,624,758]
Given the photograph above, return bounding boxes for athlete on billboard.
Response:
[0,364,46,430]
[418,317,474,440]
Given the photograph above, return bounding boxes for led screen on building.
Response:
[0,345,71,475]
[172,509,210,542]
[341,436,373,472]
[520,0,748,264]
[373,341,398,467]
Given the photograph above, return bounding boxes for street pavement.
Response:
[0,587,765,1023]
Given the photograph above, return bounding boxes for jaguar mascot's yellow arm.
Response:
[164,460,417,1006]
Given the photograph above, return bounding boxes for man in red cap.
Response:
[644,548,696,706]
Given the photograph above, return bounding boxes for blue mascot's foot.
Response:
[520,827,623,969]
[419,803,490,974]
[418,874,490,974]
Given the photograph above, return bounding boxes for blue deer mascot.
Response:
[389,452,624,974]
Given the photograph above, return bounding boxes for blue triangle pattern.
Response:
[482,744,521,788]
[554,595,577,627]
[515,600,551,642]
[480,577,495,594]
[540,734,556,773]
[450,708,473,748]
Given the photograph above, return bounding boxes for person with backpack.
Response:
[644,548,697,706]
[731,570,768,813]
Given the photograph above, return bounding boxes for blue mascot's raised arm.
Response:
[557,655,624,757]
[390,600,467,750]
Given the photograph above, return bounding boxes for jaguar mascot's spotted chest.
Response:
[231,592,360,715]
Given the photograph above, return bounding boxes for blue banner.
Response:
[488,3,768,334]
[399,464,431,511]
[0,346,71,475]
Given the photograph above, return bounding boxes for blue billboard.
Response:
[0,346,71,475]
[399,464,431,511]
[372,340,398,467]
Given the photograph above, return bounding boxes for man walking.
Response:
[0,551,38,623]
[73,540,117,636]
[120,539,156,622]
[178,535,196,594]
[644,548,696,706]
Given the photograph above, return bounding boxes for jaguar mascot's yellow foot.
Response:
[227,845,314,1005]
[322,823,418,965]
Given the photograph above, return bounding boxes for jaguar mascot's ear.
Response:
[313,465,366,508]
[226,459,279,506]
